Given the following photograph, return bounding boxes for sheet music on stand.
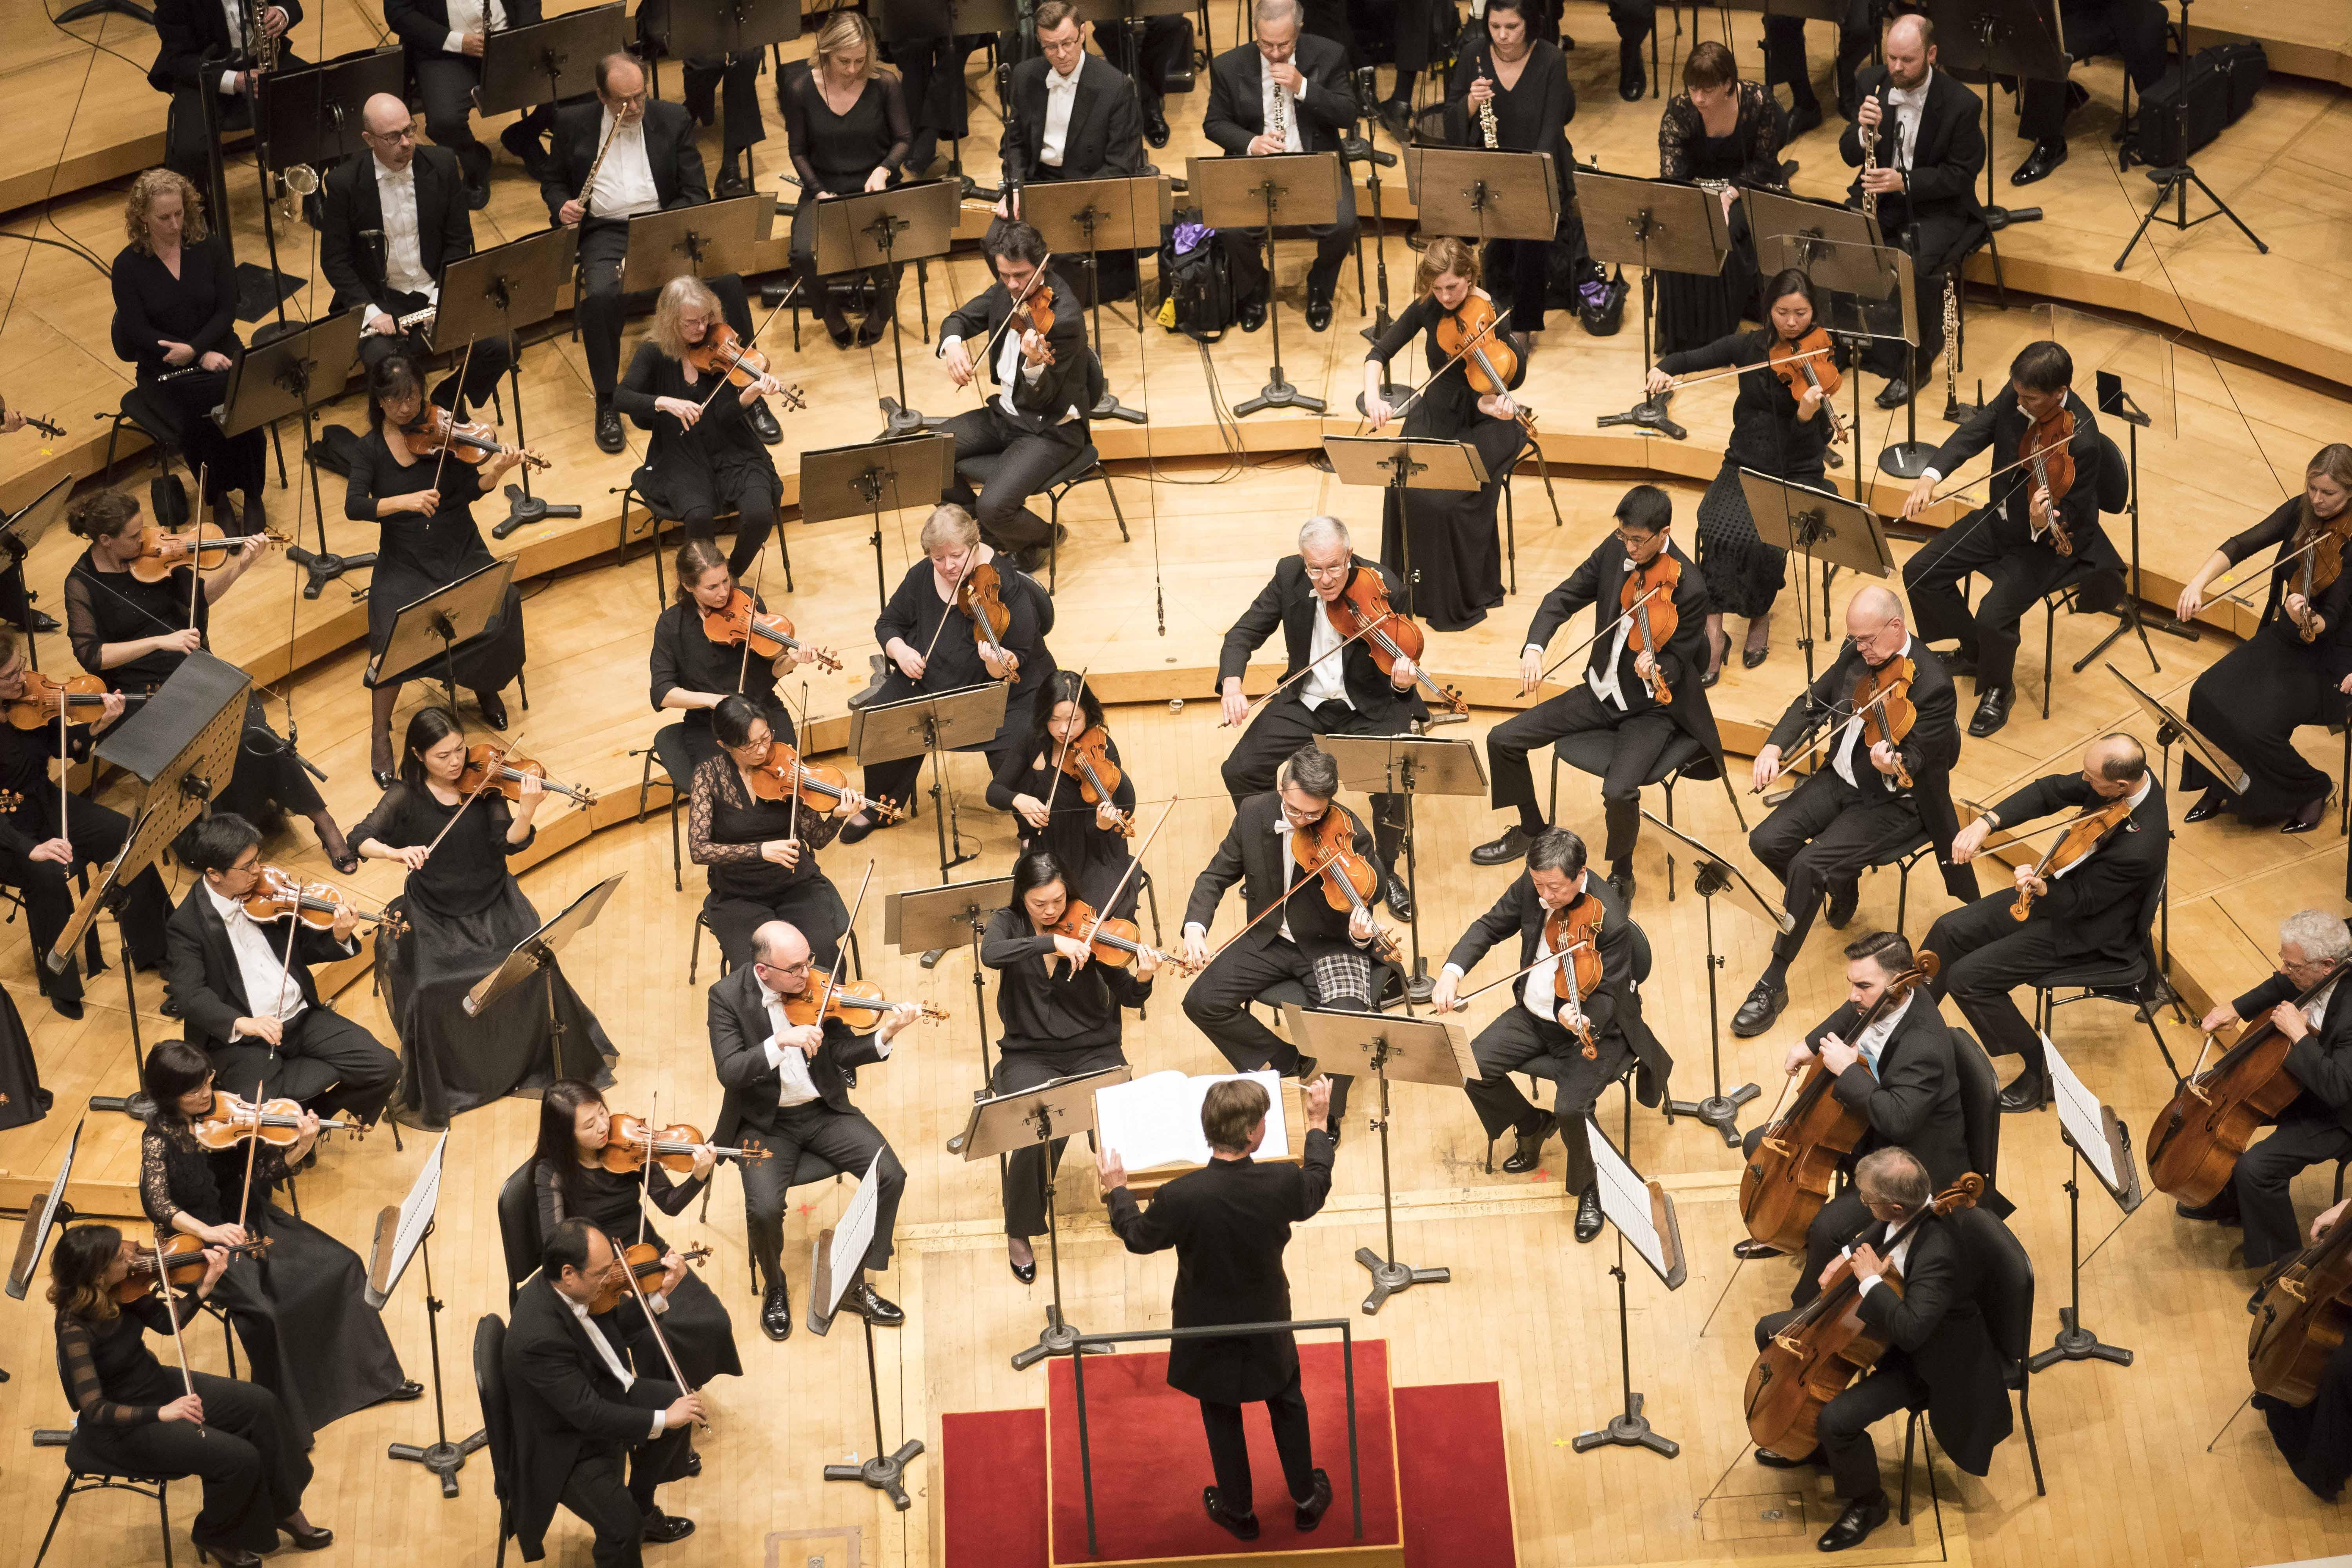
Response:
[6,1117,81,1299]
[367,1132,447,1308]
[2105,661,2249,796]
[810,1149,887,1334]
[1588,1119,1686,1287]
[2042,1032,2143,1212]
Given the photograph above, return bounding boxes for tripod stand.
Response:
[2073,378,2196,672]
[2114,0,2265,270]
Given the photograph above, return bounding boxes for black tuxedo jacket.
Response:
[2232,971,2352,1131]
[1806,991,1968,1189]
[1837,65,1987,272]
[384,0,543,58]
[501,1273,670,1560]
[1767,638,1971,900]
[318,146,475,318]
[1004,54,1147,184]
[1106,1129,1335,1403]
[706,961,884,1148]
[1927,385,2118,570]
[541,99,708,223]
[1218,554,1429,732]
[1834,1210,2014,1476]
[1983,771,2168,966]
[1184,791,1386,964]
[1203,33,1356,156]
[938,266,1094,439]
[161,882,356,1056]
[149,0,305,91]
[1526,535,1722,759]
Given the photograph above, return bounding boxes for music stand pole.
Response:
[1573,1231,1678,1454]
[2027,1145,2133,1371]
[2074,393,2194,670]
[386,1224,488,1492]
[1668,861,1758,1144]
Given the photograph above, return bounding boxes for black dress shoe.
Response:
[27,608,58,633]
[1824,879,1860,931]
[1501,1116,1555,1174]
[1754,1444,1820,1469]
[1968,686,2012,739]
[474,688,509,731]
[1472,825,1534,866]
[1203,1488,1259,1540]
[2284,793,2332,835]
[1239,299,1268,332]
[1874,376,1911,411]
[1574,1182,1604,1243]
[196,1543,265,1567]
[500,123,550,178]
[465,179,491,211]
[1377,98,1413,139]
[1742,643,1769,670]
[1700,664,1721,688]
[2183,788,2231,824]
[595,405,626,454]
[49,994,82,1022]
[280,1520,335,1551]
[839,814,882,845]
[386,1380,425,1403]
[747,399,783,445]
[1786,99,1824,138]
[1732,979,1788,1037]
[1382,870,1415,921]
[1997,1068,2047,1114]
[641,1512,697,1546]
[1306,292,1334,332]
[2175,1194,2241,1223]
[1818,1494,1890,1552]
[1145,111,1170,148]
[1618,37,1645,101]
[2011,138,2068,185]
[681,1448,702,1477]
[760,1276,793,1341]
[846,1281,905,1327]
[372,769,398,791]
[1733,1238,1785,1261]
[1607,867,1635,907]
[715,167,749,199]
[160,997,185,1019]
[1293,1468,1333,1532]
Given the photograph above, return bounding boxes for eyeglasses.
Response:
[1303,562,1350,581]
[367,125,418,144]
[760,958,813,977]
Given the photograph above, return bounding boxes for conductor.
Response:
[1099,1075,1340,1543]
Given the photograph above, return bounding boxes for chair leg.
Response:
[221,1315,237,1379]
[668,790,683,893]
[2042,597,2055,720]
[1142,869,1163,947]
[689,916,704,985]
[1101,466,1129,542]
[1547,749,1558,828]
[31,1472,73,1566]
[1047,489,1060,595]
[2019,1376,2046,1496]
[158,1476,174,1568]
[2142,1005,2182,1085]
[269,423,289,490]
[779,514,795,594]
[1899,1408,1919,1525]
[1662,777,1678,902]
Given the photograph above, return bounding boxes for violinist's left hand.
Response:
[1094,801,1125,832]
[1476,391,1517,422]
[1818,1037,1861,1075]
[485,449,525,483]
[1868,739,1900,776]
[1134,945,1162,980]
[289,1109,321,1163]
[2272,1000,2312,1043]
[2029,486,2051,528]
[659,1250,690,1295]
[98,692,125,727]
[1347,906,1376,945]
[1798,383,1824,418]
[1633,649,1658,684]
[1388,653,1417,691]
[690,1144,717,1182]
[877,1002,923,1045]
[513,772,544,810]
[1555,1002,1586,1034]
[329,905,360,944]
[2013,866,2049,902]
[1019,328,1051,368]
[831,791,864,819]
[981,647,1018,682]
[1848,1243,1888,1285]
[238,532,269,559]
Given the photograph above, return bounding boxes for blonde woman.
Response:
[781,11,911,345]
[110,169,270,535]
[615,275,791,579]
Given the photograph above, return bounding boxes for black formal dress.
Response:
[1441,41,1575,331]
[1655,329,1831,621]
[982,899,1150,1236]
[0,982,46,1128]
[141,1120,409,1439]
[2179,499,2352,821]
[646,595,792,786]
[55,1296,311,1556]
[936,267,1094,556]
[342,426,529,696]
[352,784,617,1127]
[985,734,1138,916]
[2216,972,2352,1267]
[1759,0,1873,120]
[109,237,268,505]
[532,1161,744,1386]
[1837,67,1989,380]
[1107,1127,1338,1516]
[1654,82,1782,356]
[1201,36,1360,307]
[2262,1333,2352,1501]
[998,53,1150,305]
[0,723,171,1009]
[614,343,783,579]
[382,0,552,191]
[688,751,849,972]
[780,65,912,339]
[1365,295,1524,631]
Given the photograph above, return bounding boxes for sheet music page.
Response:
[368,1133,446,1308]
[2042,1030,2125,1196]
[1585,1118,1668,1277]
[1094,1069,1287,1171]
[826,1151,886,1315]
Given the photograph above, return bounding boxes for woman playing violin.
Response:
[982,851,1158,1280]
[352,707,618,1128]
[64,489,361,871]
[651,538,829,784]
[617,277,793,581]
[530,1080,742,1387]
[987,670,1139,915]
[1361,236,1524,632]
[345,353,531,785]
[690,693,863,973]
[47,1224,328,1568]
[2172,443,2352,833]
[1645,269,1839,682]
[139,1041,418,1443]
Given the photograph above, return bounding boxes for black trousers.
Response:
[357,301,516,413]
[1181,936,1361,1120]
[1199,1361,1315,1517]
[559,1383,692,1568]
[1463,1007,1630,1193]
[892,33,984,174]
[73,1370,310,1555]
[941,405,1084,552]
[1099,15,1193,114]
[1488,684,1679,860]
[1902,509,2079,695]
[1760,2,1874,113]
[739,1099,904,1285]
[2237,1112,2352,1269]
[1220,178,1359,305]
[1756,1309,1920,1498]
[684,55,766,158]
[1922,889,2070,1071]
[0,801,171,1004]
[575,223,755,404]
[2018,0,2167,141]
[1751,767,1924,967]
[703,872,848,975]
[208,1006,400,1126]
[1221,694,1406,869]
[995,1040,1127,1236]
[788,188,903,336]
[1605,0,1653,42]
[658,456,779,581]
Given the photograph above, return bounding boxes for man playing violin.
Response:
[1924,733,2166,1112]
[1182,745,1390,1134]
[1432,827,1667,1241]
[1470,485,1721,904]
[1734,586,1970,1040]
[708,919,917,1339]
[936,222,1093,572]
[2173,909,2352,1266]
[1217,516,1424,918]
[1897,339,2119,739]
[165,814,399,1131]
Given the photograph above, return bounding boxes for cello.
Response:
[2249,1201,2352,1406]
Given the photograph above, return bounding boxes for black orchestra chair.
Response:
[2026,875,2182,1107]
[1860,828,1940,937]
[1899,1205,2045,1526]
[1948,1026,2008,1210]
[952,353,1130,595]
[472,1312,521,1567]
[631,724,694,891]
[30,1426,181,1567]
[495,1155,543,1305]
[1547,730,1747,902]
[612,470,793,607]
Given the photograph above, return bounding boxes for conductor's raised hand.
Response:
[1095,1145,1128,1194]
[1306,1074,1334,1130]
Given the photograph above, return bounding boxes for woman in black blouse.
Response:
[782,11,911,347]
[62,490,359,871]
[987,670,1138,915]
[140,1041,416,1443]
[650,537,827,787]
[1362,236,1526,631]
[619,277,795,580]
[841,504,1059,841]
[1646,268,1836,680]
[1653,43,1784,359]
[352,707,617,1127]
[47,1225,324,1567]
[109,169,270,536]
[1442,0,1574,334]
[981,850,1155,1279]
[345,354,531,786]
[530,1079,743,1387]
[2172,443,2352,833]
[690,694,864,971]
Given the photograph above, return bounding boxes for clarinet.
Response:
[1860,81,1886,223]
[1268,74,1289,150]
[1477,62,1499,148]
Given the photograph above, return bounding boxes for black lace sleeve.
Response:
[58,1318,160,1425]
[62,568,106,676]
[1658,94,1697,180]
[877,72,913,175]
[139,1128,182,1233]
[1737,80,1785,189]
[688,755,764,867]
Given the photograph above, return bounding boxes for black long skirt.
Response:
[210,1206,408,1438]
[379,880,617,1129]
[215,696,327,827]
[367,568,528,695]
[631,1215,743,1386]
[1379,412,1522,632]
[1693,452,1824,621]
[0,983,50,1129]
[2259,1336,2352,1501]
[2179,632,2338,820]
[1655,209,1758,358]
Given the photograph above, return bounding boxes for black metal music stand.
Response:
[811,1156,924,1509]
[431,228,583,543]
[2028,1033,2142,1372]
[1323,435,1486,624]
[1640,809,1790,1147]
[812,180,964,436]
[365,559,518,710]
[800,432,955,610]
[2109,0,2265,268]
[886,875,1014,1087]
[216,307,367,592]
[1317,733,1485,1001]
[1019,176,1159,424]
[476,3,626,121]
[2075,370,2196,671]
[874,0,1020,197]
[255,49,405,329]
[1577,171,1728,440]
[1573,1119,1685,1457]
[370,1134,488,1495]
[462,873,626,1085]
[1743,468,1894,693]
[2105,660,2244,976]
[5,1117,81,1301]
[1187,151,1343,416]
[849,683,1010,882]
[650,0,802,189]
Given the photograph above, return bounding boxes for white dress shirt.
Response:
[1432,881,1584,1028]
[1832,638,1913,792]
[1302,599,1352,709]
[205,885,312,1035]
[563,1294,670,1437]
[1854,1223,1915,1298]
[1849,989,1911,1076]
[756,972,891,1108]
[2046,771,2152,880]
[588,110,662,219]
[1039,61,1082,168]
[1884,71,1932,170]
[371,158,437,311]
[220,0,260,94]
[1583,559,1642,711]
[440,0,509,56]
[2309,982,2336,1035]
[1260,66,1304,152]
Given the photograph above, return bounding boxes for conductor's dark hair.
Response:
[1615,484,1672,535]
[1012,850,1070,908]
[712,694,769,751]
[1684,39,1737,90]
[542,1216,604,1281]
[1281,744,1340,801]
[2011,339,2073,394]
[143,1039,215,1130]
[47,1224,125,1323]
[1844,929,1914,975]
[366,354,426,431]
[1024,670,1105,762]
[1526,827,1587,879]
[181,813,263,873]
[534,1080,610,1223]
[2096,733,2149,784]
[1201,1077,1271,1154]
[985,220,1050,270]
[398,705,464,792]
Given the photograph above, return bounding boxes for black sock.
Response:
[1387,70,1416,105]
[1516,805,1547,837]
[1759,955,1790,989]
[1610,859,1632,881]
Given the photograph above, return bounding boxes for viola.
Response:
[595,1114,771,1174]
[684,321,808,405]
[113,1235,275,1303]
[129,521,289,584]
[2147,955,2352,1208]
[1045,895,1200,975]
[956,561,1020,680]
[0,392,64,439]
[588,1242,713,1316]
[2011,795,2134,923]
[240,864,409,937]
[1290,807,1404,965]
[1621,554,1682,706]
[1745,1173,1984,1456]
[1543,889,1608,1059]
[400,407,551,472]
[746,743,903,822]
[778,970,951,1033]
[1319,564,1470,718]
[1768,326,1847,443]
[2019,402,2078,556]
[5,671,149,730]
[459,743,598,807]
[700,588,842,671]
[1055,725,1133,837]
[1852,655,1919,789]
[1740,951,1941,1254]
[191,1090,366,1151]
[2250,1201,2352,1405]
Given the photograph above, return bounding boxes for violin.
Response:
[1056,725,1132,837]
[1740,951,1940,1254]
[0,392,64,439]
[1045,895,1200,975]
[1621,554,1682,706]
[684,321,808,405]
[700,588,842,671]
[191,1090,367,1151]
[240,864,409,937]
[595,1113,771,1174]
[1745,1173,1984,1457]
[1853,656,1918,789]
[1004,283,1058,367]
[746,743,904,822]
[1290,807,1405,965]
[1318,564,1470,718]
[400,407,551,472]
[588,1241,713,1316]
[2010,795,2134,923]
[2250,1200,2352,1405]
[1768,326,1847,443]
[4,671,149,730]
[2289,517,2352,644]
[129,521,289,584]
[956,561,1021,681]
[2019,402,2078,556]
[113,1235,275,1303]
[459,743,598,807]
[1434,292,1520,397]
[1543,888,1608,1059]
[2148,955,2352,1208]
[778,970,951,1033]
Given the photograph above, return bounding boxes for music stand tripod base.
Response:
[823,1441,926,1509]
[1010,1305,1114,1369]
[2030,1308,2132,1372]
[1596,399,1687,441]
[1667,1083,1760,1146]
[1234,376,1326,418]
[1878,441,1936,479]
[388,1430,488,1496]
[880,399,937,437]
[1572,1391,1679,1455]
[1355,1247,1450,1313]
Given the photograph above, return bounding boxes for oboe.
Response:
[577,109,626,219]
[1860,82,1886,223]
[1267,74,1289,150]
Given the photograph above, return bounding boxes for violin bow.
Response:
[1198,838,1368,969]
[637,1090,657,1247]
[1220,613,1394,730]
[1658,344,1831,392]
[736,535,770,697]
[234,1076,267,1246]
[1040,668,1087,820]
[1533,586,1663,688]
[915,551,981,672]
[1770,684,1900,777]
[1448,932,1598,1007]
[154,1253,207,1438]
[787,679,809,847]
[1073,795,1178,970]
[810,860,878,1027]
[428,338,480,496]
[693,288,799,416]
[2200,535,2320,615]
[601,1226,710,1434]
[186,459,210,633]
[971,250,1058,394]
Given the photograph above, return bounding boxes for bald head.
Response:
[2082,733,2148,798]
[751,921,812,991]
[1885,14,1933,87]
[1846,586,1908,666]
[597,52,647,120]
[360,93,418,171]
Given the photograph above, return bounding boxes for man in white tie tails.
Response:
[993,0,1151,304]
